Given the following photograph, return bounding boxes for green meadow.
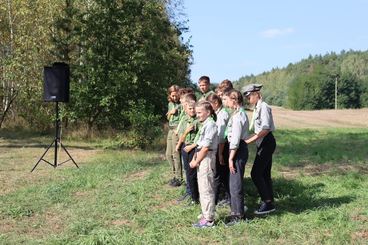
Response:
[0,128,367,244]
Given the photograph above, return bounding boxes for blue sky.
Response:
[182,0,368,84]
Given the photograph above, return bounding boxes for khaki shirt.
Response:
[227,107,249,150]
[216,106,230,144]
[254,100,275,146]
[196,117,218,151]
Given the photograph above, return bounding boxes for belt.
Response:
[196,148,214,152]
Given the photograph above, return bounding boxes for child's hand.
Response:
[184,125,194,134]
[175,144,180,152]
[184,144,196,153]
[189,159,198,168]
[170,108,177,115]
[229,159,236,174]
[218,154,225,165]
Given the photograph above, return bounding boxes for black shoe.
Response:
[254,202,275,215]
[176,193,190,203]
[170,178,182,187]
[168,178,176,186]
[225,215,245,226]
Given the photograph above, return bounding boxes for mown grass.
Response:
[0,128,367,244]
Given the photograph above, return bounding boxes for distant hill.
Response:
[234,50,368,110]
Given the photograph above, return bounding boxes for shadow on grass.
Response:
[273,129,368,167]
[243,176,355,219]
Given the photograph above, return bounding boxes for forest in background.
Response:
[2,1,368,148]
[234,50,368,110]
[0,0,191,147]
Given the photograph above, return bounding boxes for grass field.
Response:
[1,125,368,244]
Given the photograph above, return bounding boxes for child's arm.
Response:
[175,125,194,151]
[218,143,225,165]
[189,147,208,168]
[184,143,197,153]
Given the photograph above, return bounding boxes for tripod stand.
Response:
[31,102,79,172]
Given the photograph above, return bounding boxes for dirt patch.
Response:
[125,169,151,182]
[111,219,133,226]
[0,210,65,239]
[278,163,368,179]
[351,215,368,222]
[265,107,368,129]
[352,230,368,240]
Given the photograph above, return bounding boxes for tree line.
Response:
[0,0,191,146]
[234,50,368,110]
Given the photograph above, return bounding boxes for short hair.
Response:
[207,93,222,106]
[196,100,216,121]
[187,100,196,108]
[182,93,197,103]
[198,76,210,84]
[222,88,233,97]
[218,79,233,91]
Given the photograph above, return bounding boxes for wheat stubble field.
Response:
[0,108,367,244]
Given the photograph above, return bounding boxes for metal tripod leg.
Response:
[60,142,79,168]
[30,140,56,172]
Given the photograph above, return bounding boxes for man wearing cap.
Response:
[243,84,277,215]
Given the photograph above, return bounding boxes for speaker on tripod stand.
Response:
[31,62,79,172]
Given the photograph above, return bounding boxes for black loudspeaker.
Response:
[43,62,70,102]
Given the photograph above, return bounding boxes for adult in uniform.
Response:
[243,84,277,215]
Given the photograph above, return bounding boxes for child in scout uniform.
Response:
[207,93,231,206]
[175,100,200,204]
[226,89,249,225]
[243,84,277,215]
[190,101,218,228]
[166,85,182,187]
[197,76,215,101]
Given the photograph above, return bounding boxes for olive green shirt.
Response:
[167,102,181,127]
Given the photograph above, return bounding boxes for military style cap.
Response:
[242,84,263,97]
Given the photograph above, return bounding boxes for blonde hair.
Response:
[196,101,216,121]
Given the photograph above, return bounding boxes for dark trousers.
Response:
[181,144,199,202]
[214,142,230,204]
[251,132,276,202]
[229,141,248,216]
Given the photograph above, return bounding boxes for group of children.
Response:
[165,76,277,228]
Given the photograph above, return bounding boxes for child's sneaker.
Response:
[192,217,214,228]
[254,202,275,215]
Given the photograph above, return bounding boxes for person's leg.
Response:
[229,142,248,217]
[197,153,216,221]
[252,134,276,214]
[171,132,182,182]
[214,149,221,204]
[165,129,175,180]
[180,144,191,197]
[251,135,275,202]
[220,142,230,202]
[263,134,276,202]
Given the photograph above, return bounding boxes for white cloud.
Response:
[260,28,294,38]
